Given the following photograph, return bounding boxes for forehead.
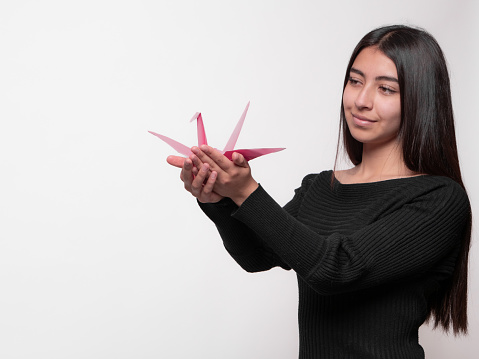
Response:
[352,46,398,78]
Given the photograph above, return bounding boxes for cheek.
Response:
[378,100,401,129]
[342,88,353,109]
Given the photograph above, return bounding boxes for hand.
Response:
[167,155,199,177]
[190,145,259,206]
[166,155,223,203]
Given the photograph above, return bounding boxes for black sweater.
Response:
[199,171,470,359]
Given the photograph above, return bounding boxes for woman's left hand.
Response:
[190,145,258,206]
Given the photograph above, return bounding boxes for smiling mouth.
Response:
[352,113,376,126]
[352,113,376,122]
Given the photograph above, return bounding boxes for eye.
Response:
[379,85,397,95]
[348,76,362,86]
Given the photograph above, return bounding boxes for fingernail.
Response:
[191,147,199,154]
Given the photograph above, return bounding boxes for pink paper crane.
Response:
[148,102,284,161]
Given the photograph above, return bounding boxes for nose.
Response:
[354,86,373,110]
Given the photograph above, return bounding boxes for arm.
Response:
[166,151,307,272]
[232,179,470,295]
[198,174,315,272]
[170,147,469,295]
[188,145,470,294]
[199,198,290,272]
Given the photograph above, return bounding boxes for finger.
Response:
[189,154,204,178]
[167,155,186,168]
[181,158,194,191]
[232,152,249,168]
[181,163,199,181]
[180,167,198,182]
[202,170,217,195]
[190,146,220,171]
[195,145,232,172]
[189,153,204,171]
[190,163,210,197]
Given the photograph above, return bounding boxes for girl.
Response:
[167,25,471,358]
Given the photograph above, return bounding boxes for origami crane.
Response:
[148,102,285,161]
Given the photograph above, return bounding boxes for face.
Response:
[342,46,401,148]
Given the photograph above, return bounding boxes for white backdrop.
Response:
[1,1,478,358]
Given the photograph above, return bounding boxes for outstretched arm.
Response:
[168,150,470,295]
[166,148,292,272]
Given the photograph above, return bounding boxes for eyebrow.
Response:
[350,67,399,83]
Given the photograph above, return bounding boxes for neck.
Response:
[353,140,416,182]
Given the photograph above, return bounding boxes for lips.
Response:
[352,113,376,127]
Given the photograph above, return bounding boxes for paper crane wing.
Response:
[148,131,191,157]
[149,102,285,161]
[224,148,285,161]
[223,102,249,152]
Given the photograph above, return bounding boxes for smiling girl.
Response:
[167,25,472,359]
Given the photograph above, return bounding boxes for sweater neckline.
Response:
[329,170,430,187]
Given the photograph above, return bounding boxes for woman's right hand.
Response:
[167,155,224,203]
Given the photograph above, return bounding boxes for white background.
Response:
[1,0,478,358]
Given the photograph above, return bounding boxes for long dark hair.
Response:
[336,25,472,334]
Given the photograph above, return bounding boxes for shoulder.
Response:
[365,174,471,212]
[408,175,469,205]
[398,176,471,230]
[287,171,333,202]
[300,170,333,185]
[297,170,333,191]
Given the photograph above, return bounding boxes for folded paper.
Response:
[148,102,285,161]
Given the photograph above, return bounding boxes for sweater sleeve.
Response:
[231,178,470,295]
[198,174,317,272]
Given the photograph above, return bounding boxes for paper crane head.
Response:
[148,102,284,161]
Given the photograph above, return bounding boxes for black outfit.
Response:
[199,171,470,359]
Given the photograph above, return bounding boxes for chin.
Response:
[348,130,373,144]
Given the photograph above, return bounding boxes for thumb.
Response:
[232,152,248,167]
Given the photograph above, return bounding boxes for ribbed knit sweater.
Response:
[198,170,470,359]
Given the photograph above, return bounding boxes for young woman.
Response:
[167,25,472,358]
